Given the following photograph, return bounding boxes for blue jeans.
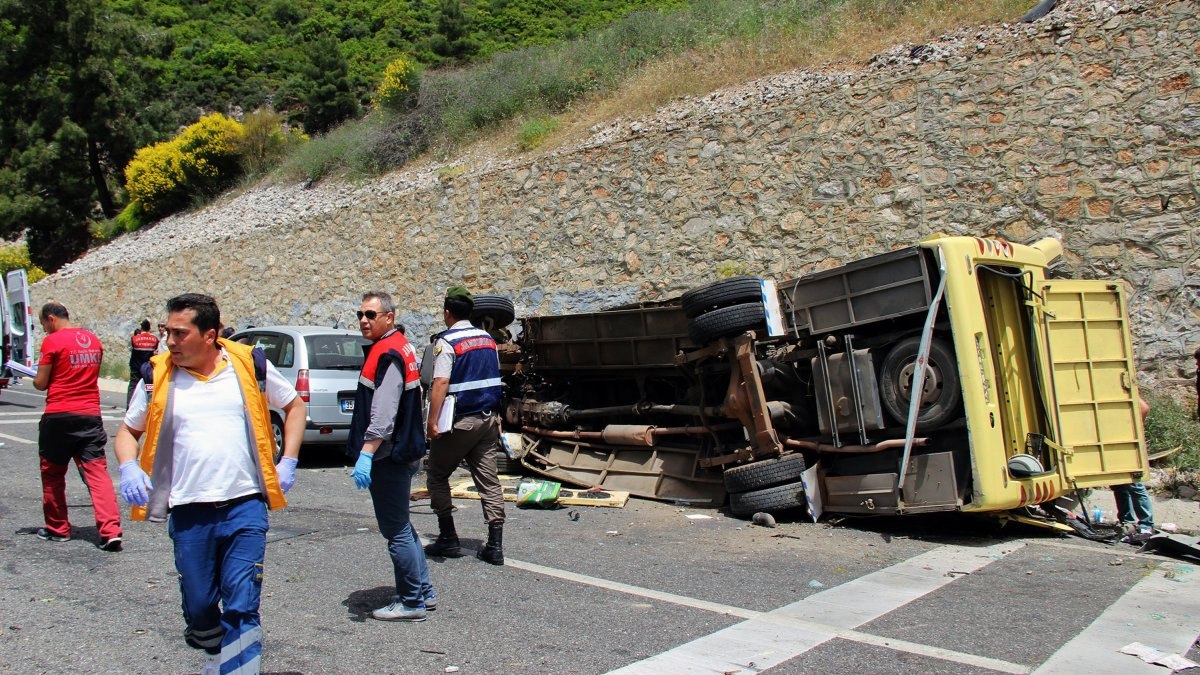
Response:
[1112,482,1154,531]
[369,458,434,607]
[170,496,267,674]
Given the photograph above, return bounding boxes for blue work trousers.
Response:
[1112,481,1154,531]
[169,496,267,675]
[369,458,434,607]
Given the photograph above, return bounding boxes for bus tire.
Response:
[729,480,807,517]
[723,453,808,494]
[470,295,516,330]
[879,335,961,430]
[687,303,766,345]
[681,276,763,318]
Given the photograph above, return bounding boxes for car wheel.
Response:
[270,414,284,464]
[470,295,516,330]
[687,303,766,345]
[681,276,763,318]
[878,335,961,430]
[728,480,807,517]
[724,453,808,494]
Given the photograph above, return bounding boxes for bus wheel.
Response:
[879,336,961,429]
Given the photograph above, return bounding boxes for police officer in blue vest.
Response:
[424,286,507,565]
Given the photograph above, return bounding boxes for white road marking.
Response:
[2,388,44,399]
[1033,563,1200,673]
[512,542,1031,674]
[0,431,34,444]
[607,541,1027,674]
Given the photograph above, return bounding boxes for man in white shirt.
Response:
[114,293,305,675]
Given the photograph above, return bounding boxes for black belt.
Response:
[455,409,495,421]
[177,493,263,510]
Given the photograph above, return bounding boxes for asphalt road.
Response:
[2,381,1199,674]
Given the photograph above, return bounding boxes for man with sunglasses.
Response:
[345,291,435,622]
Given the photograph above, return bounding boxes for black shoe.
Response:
[424,534,463,557]
[36,527,70,542]
[99,536,123,552]
[476,523,504,566]
[476,544,504,566]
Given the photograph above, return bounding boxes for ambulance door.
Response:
[1039,280,1147,486]
[5,269,33,367]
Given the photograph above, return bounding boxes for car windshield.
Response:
[304,334,370,370]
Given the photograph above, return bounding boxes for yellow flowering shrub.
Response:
[124,113,245,218]
[0,245,47,283]
[374,56,420,111]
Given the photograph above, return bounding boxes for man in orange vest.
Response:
[127,318,159,405]
[114,293,306,675]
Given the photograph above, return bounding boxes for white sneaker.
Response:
[371,601,427,622]
[200,652,220,675]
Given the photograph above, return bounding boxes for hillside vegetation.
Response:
[0,0,678,270]
[1,0,1030,272]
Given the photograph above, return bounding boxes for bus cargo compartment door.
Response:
[1040,280,1147,485]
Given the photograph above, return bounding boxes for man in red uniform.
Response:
[128,318,159,405]
[33,302,123,551]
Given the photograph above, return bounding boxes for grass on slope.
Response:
[278,0,1031,182]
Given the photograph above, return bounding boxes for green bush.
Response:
[237,109,308,177]
[0,244,47,283]
[113,202,151,233]
[517,117,560,151]
[1144,391,1200,471]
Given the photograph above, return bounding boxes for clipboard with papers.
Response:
[435,394,456,434]
[5,360,37,378]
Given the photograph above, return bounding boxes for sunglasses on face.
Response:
[356,310,387,320]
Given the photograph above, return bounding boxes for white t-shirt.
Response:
[125,352,297,507]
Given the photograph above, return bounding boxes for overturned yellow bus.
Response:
[494,235,1148,528]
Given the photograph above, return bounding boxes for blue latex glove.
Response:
[118,460,153,507]
[351,451,374,490]
[277,456,298,493]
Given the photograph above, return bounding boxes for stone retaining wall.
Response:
[35,0,1200,390]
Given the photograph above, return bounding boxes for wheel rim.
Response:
[897,359,944,406]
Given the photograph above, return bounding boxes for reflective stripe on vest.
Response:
[448,377,502,393]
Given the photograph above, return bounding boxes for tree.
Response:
[0,0,160,270]
[430,0,479,61]
[298,36,360,134]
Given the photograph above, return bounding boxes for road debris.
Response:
[451,479,629,508]
[1120,642,1199,670]
[751,512,777,528]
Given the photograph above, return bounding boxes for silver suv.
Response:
[232,326,369,459]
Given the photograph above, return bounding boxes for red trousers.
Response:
[41,455,122,540]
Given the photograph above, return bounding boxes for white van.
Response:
[0,269,34,391]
